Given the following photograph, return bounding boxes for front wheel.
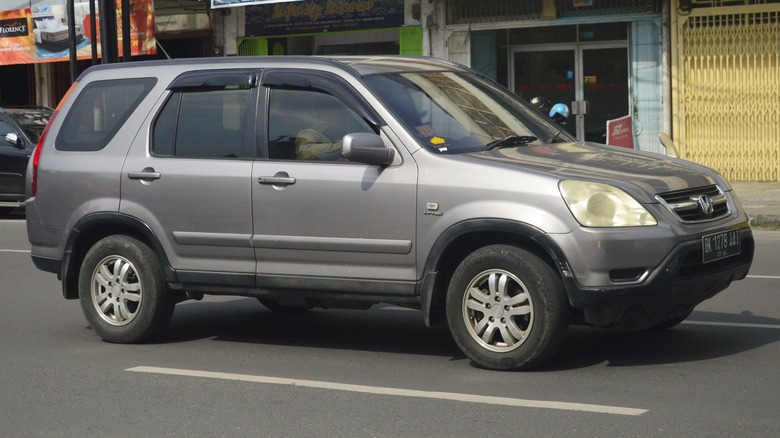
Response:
[446,245,569,371]
[78,235,174,343]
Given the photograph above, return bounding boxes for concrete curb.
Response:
[749,215,780,230]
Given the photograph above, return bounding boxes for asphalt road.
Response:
[1,217,778,437]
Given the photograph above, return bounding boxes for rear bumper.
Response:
[563,227,754,329]
[31,254,61,275]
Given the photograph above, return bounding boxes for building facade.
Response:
[671,0,779,181]
[3,0,778,180]
[419,0,779,181]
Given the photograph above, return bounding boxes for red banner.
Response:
[0,1,155,66]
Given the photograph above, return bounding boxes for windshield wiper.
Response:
[485,135,538,150]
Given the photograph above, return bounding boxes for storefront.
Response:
[424,0,665,152]
[0,0,211,107]
[671,0,780,181]
[235,0,422,57]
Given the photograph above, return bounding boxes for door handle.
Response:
[128,170,161,180]
[258,176,296,186]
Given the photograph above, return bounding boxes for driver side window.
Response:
[268,88,373,161]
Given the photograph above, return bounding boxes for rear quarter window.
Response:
[56,77,157,151]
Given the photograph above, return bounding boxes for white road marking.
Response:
[683,320,779,329]
[746,275,780,280]
[127,366,647,416]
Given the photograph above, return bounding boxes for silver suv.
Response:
[26,56,753,370]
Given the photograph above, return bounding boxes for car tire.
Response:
[78,235,174,343]
[446,245,569,371]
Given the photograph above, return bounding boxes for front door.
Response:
[252,74,418,294]
[511,36,629,143]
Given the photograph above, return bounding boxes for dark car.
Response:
[0,106,53,215]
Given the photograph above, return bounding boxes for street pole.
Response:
[67,0,77,83]
[121,0,131,62]
[99,0,118,64]
[89,0,98,65]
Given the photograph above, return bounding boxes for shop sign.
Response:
[606,115,635,149]
[0,1,155,66]
[245,0,404,36]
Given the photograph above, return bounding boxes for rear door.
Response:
[252,70,418,295]
[120,69,259,287]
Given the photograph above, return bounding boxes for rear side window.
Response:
[152,85,252,159]
[56,78,156,151]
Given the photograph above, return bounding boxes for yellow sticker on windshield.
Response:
[431,136,446,145]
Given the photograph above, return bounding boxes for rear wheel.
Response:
[446,245,569,371]
[78,235,174,343]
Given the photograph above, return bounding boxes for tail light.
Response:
[31,82,77,197]
[30,113,53,197]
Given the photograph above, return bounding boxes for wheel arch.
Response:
[61,213,175,299]
[418,219,572,327]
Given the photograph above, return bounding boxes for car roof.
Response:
[75,56,468,81]
[325,56,468,76]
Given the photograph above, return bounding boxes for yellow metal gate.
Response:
[673,3,780,181]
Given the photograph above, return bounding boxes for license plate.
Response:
[702,229,741,263]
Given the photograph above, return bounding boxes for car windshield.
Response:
[8,109,52,142]
[364,71,570,154]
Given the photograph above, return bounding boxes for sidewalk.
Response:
[730,182,780,230]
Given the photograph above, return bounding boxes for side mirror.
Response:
[341,133,395,166]
[4,132,21,147]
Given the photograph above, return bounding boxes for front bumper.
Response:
[552,226,754,330]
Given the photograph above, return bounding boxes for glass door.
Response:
[580,45,629,143]
[511,42,628,143]
[511,46,578,139]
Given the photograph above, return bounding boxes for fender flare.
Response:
[60,212,176,299]
[417,218,572,326]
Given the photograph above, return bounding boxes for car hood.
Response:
[466,142,722,202]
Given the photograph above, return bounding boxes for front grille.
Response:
[655,185,730,223]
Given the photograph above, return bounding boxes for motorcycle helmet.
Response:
[549,103,570,123]
[529,96,552,113]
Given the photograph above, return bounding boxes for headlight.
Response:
[559,180,657,227]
